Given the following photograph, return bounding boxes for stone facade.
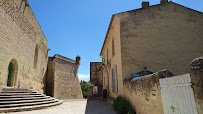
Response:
[0,0,83,100]
[90,62,102,86]
[100,0,203,99]
[47,54,83,100]
[0,0,48,93]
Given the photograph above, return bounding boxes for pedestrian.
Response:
[103,88,107,101]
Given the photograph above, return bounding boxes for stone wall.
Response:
[47,54,83,100]
[190,56,203,114]
[90,62,102,86]
[0,0,48,93]
[123,57,203,114]
[123,70,174,114]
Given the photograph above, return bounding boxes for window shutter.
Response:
[111,69,114,92]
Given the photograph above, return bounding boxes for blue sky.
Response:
[27,0,203,81]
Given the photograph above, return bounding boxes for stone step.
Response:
[0,99,59,108]
[0,98,55,104]
[0,88,62,112]
[2,88,29,91]
[0,96,50,101]
[0,100,63,113]
[1,91,35,93]
[0,95,45,98]
[0,93,41,96]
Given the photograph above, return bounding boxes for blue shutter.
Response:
[111,69,114,92]
[104,76,105,86]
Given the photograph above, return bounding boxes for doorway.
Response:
[7,59,18,87]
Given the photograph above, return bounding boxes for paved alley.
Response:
[6,99,116,114]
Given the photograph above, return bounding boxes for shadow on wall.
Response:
[43,68,47,94]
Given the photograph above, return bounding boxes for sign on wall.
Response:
[93,86,98,94]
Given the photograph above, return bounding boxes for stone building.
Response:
[90,62,102,86]
[100,0,203,100]
[0,0,48,93]
[88,62,103,98]
[0,0,82,100]
[47,54,83,100]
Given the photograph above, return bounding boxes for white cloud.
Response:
[78,74,90,79]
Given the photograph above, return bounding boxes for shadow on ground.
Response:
[85,97,117,114]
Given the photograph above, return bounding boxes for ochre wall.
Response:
[53,58,83,99]
[117,2,203,79]
[101,16,123,99]
[0,0,48,93]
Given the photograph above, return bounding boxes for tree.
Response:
[80,81,94,98]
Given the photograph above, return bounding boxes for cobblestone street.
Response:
[6,99,116,114]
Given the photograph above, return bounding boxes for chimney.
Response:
[161,0,168,4]
[142,2,149,9]
[76,55,81,66]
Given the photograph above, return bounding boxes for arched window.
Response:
[33,44,38,69]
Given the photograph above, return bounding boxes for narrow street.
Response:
[85,97,116,114]
[7,98,116,114]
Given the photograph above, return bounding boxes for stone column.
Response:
[190,56,203,114]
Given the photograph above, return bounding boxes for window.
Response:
[112,39,115,56]
[114,65,118,93]
[33,44,38,69]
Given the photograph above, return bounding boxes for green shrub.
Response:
[113,96,136,114]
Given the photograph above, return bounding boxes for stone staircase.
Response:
[0,87,63,113]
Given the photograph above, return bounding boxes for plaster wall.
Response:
[117,2,203,79]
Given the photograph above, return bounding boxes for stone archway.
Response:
[7,59,18,87]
